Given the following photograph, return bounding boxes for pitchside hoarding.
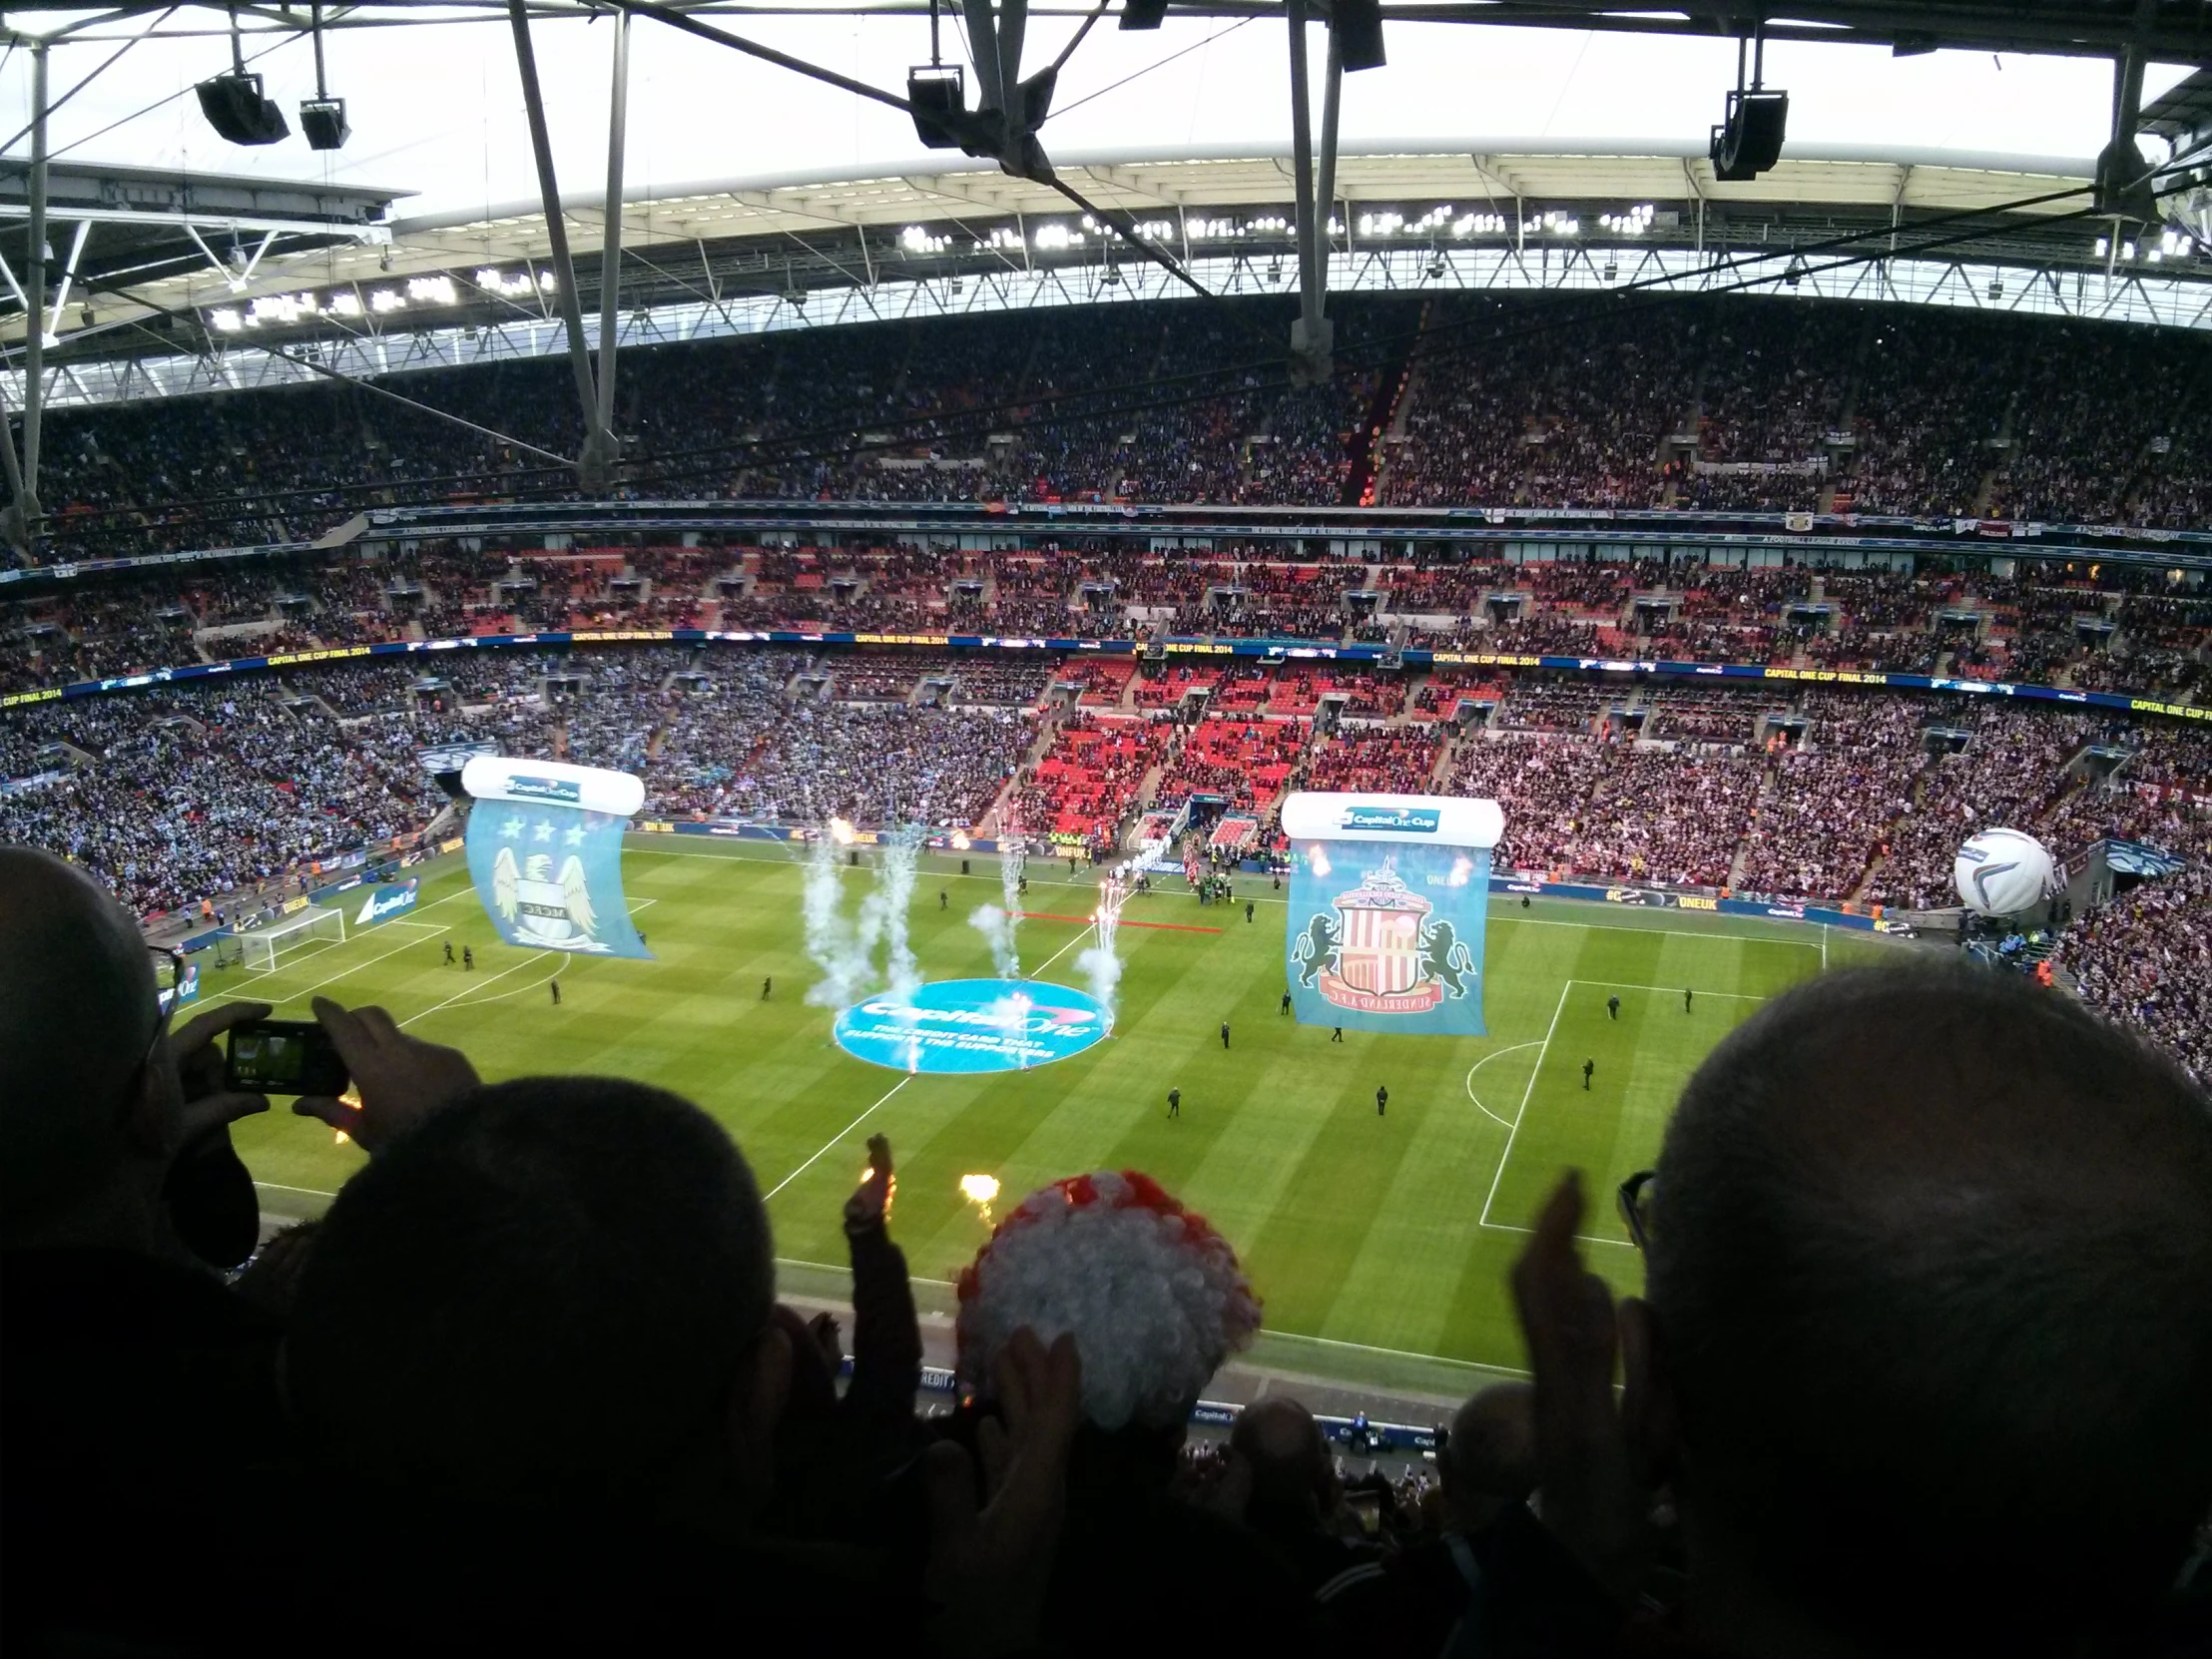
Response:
[1280,792,1504,1038]
[350,878,420,928]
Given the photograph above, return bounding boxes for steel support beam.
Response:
[1285,0,1332,383]
[994,0,1027,163]
[2094,5,2159,222]
[1315,30,1344,278]
[11,41,50,553]
[47,218,90,344]
[508,0,611,489]
[594,6,630,447]
[960,0,1005,118]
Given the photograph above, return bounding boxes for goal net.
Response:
[237,906,346,972]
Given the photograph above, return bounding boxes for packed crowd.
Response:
[16,295,2209,572]
[0,675,434,919]
[8,852,2207,1658]
[9,643,2212,924]
[6,539,2206,711]
[2057,864,2212,1083]
[8,640,2212,1098]
[0,646,1036,920]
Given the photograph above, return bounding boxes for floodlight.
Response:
[1333,0,1385,71]
[197,73,289,146]
[298,4,348,151]
[1710,89,1787,181]
[908,64,965,149]
[300,97,348,152]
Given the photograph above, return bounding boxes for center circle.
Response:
[831,977,1113,1075]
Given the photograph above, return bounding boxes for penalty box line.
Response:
[1471,976,1779,1254]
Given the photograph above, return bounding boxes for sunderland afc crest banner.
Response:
[1280,793,1503,1037]
[462,757,653,959]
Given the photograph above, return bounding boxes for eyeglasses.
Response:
[148,942,186,1012]
[109,944,186,1131]
[1617,1169,1657,1254]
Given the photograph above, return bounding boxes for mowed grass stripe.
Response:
[1306,914,1581,1353]
[226,845,1915,1378]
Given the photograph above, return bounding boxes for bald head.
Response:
[0,847,168,1246]
[1645,960,2212,1647]
[1442,1382,1534,1525]
[1231,1397,1332,1515]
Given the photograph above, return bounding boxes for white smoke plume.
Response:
[871,827,925,1006]
[1080,875,1128,1028]
[986,989,1036,1070]
[802,824,872,1008]
[1077,944,1123,1031]
[999,833,1027,974]
[970,903,1020,979]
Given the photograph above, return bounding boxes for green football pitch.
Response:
[223,839,1904,1392]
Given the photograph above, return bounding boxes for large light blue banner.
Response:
[462,758,652,960]
[1287,841,1490,1036]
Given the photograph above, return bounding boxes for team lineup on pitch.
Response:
[224,836,1897,1380]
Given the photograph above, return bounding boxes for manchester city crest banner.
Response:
[1280,792,1505,1038]
[462,757,652,959]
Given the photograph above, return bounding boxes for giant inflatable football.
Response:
[1952,828,2056,917]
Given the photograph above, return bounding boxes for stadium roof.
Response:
[404,140,2113,239]
[0,3,2202,415]
[6,138,2197,361]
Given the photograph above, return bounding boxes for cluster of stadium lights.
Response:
[198,194,2188,336]
[2092,228,2201,263]
[889,203,1654,259]
[205,268,553,332]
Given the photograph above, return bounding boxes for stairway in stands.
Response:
[1339,300,1430,507]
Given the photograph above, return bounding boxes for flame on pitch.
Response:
[959,1172,1001,1226]
[829,817,856,845]
[1307,843,1332,877]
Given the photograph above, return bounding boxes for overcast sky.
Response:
[0,9,2194,222]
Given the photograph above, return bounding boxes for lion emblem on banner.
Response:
[491,845,608,952]
[1295,866,1474,1014]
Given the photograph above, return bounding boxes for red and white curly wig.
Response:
[955,1170,1263,1430]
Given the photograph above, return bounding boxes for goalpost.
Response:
[236,906,346,972]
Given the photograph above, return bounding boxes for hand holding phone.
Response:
[288,997,481,1155]
[224,1019,351,1098]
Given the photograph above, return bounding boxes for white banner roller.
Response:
[461,756,647,820]
[1279,792,1504,848]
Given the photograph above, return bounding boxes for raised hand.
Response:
[1509,1171,1648,1599]
[169,998,275,1147]
[290,996,480,1154]
[844,1132,895,1234]
[921,1328,1083,1656]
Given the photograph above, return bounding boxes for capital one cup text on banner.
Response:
[461,757,653,959]
[1281,793,1504,1038]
